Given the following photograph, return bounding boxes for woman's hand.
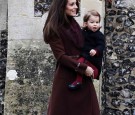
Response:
[85,66,94,77]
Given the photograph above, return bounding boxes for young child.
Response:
[68,10,105,90]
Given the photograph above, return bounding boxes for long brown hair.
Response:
[43,0,79,43]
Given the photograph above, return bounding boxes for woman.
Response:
[43,0,100,114]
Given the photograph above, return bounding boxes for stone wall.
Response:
[101,0,135,114]
[5,0,54,114]
[0,0,7,114]
[5,41,55,115]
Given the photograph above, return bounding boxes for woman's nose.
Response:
[74,4,78,8]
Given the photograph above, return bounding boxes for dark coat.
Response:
[47,18,100,115]
[81,28,105,79]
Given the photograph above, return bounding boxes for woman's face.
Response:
[65,0,78,16]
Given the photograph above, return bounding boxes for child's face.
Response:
[85,15,100,32]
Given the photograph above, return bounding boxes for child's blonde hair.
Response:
[83,10,101,23]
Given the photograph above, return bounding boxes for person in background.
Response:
[68,10,105,90]
[43,0,100,114]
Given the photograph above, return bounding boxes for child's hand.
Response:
[89,49,96,56]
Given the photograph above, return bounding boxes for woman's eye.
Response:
[70,2,76,6]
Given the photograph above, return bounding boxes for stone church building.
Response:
[0,0,135,114]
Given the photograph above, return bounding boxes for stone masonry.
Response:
[101,0,135,114]
[0,0,7,114]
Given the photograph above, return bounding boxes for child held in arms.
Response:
[68,10,105,90]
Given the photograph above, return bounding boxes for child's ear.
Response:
[83,22,87,27]
[99,23,102,29]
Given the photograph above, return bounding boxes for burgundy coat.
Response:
[47,18,100,115]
